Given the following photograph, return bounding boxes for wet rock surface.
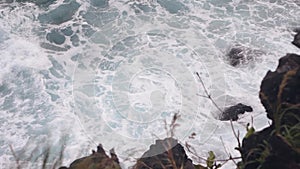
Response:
[241,126,300,169]
[241,53,300,169]
[58,34,300,169]
[259,53,300,123]
[59,144,121,169]
[220,103,253,121]
[226,44,264,67]
[134,138,194,169]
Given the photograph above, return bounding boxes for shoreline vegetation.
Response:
[9,31,300,169]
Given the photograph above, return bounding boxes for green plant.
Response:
[244,123,255,139]
[273,105,300,150]
[205,151,222,169]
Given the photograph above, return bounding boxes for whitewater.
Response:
[0,0,299,168]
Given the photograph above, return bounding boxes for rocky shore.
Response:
[59,32,300,169]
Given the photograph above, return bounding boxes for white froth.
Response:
[0,0,299,169]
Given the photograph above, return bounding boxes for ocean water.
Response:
[0,0,299,168]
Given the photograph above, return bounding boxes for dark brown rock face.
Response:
[259,53,300,124]
[59,145,121,169]
[134,138,194,169]
[242,126,300,169]
[241,53,300,169]
[220,103,253,121]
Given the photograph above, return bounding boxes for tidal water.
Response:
[0,0,299,168]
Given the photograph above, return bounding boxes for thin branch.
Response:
[220,137,230,158]
[230,120,241,151]
[195,71,248,168]
[185,142,207,162]
[195,72,224,114]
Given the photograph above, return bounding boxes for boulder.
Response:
[59,144,121,169]
[220,103,253,121]
[226,44,264,67]
[241,53,300,169]
[259,53,300,124]
[134,138,194,169]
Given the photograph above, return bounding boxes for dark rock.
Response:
[276,53,300,73]
[241,126,300,169]
[220,103,253,121]
[292,29,300,49]
[241,126,273,169]
[60,144,121,169]
[109,149,119,164]
[134,138,194,169]
[226,44,264,67]
[38,1,80,25]
[46,30,66,45]
[259,53,300,124]
[263,135,300,169]
[241,53,300,169]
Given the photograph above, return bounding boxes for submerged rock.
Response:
[59,144,121,169]
[220,103,253,121]
[226,44,264,67]
[134,138,194,169]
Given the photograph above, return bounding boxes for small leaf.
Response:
[206,151,216,168]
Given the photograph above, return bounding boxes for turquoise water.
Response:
[0,0,299,168]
